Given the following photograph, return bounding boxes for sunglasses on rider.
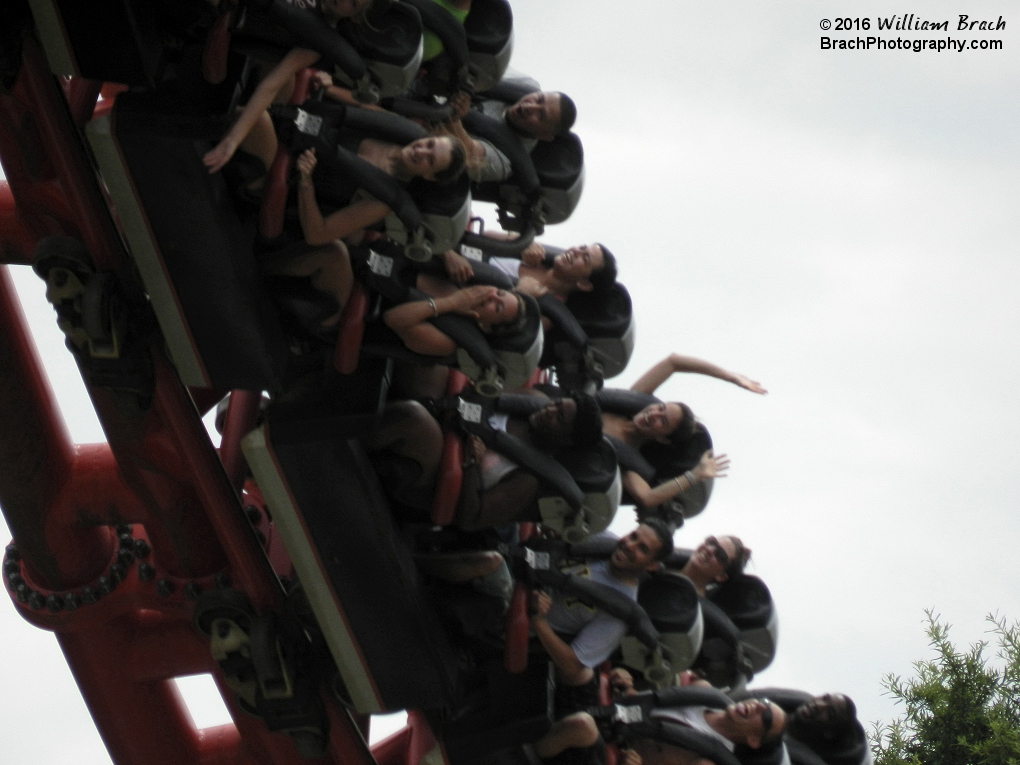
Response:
[759,699,775,736]
[705,536,730,567]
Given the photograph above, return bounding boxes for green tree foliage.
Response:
[871,610,1020,765]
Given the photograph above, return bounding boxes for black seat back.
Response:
[620,572,704,685]
[463,0,513,91]
[333,0,424,102]
[565,282,635,380]
[696,575,778,690]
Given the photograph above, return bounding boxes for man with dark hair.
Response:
[445,89,579,182]
[556,92,578,135]
[530,521,674,687]
[454,393,604,529]
[785,693,866,765]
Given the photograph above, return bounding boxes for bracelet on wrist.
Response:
[427,297,439,318]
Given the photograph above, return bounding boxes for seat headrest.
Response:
[384,176,472,259]
[488,293,543,389]
[557,438,619,494]
[621,572,705,681]
[464,0,514,55]
[709,575,778,674]
[639,571,702,634]
[531,133,585,224]
[464,0,514,91]
[567,282,635,339]
[707,575,774,631]
[539,444,621,543]
[567,282,635,379]
[333,2,424,100]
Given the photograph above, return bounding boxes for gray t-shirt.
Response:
[545,536,637,668]
[469,101,539,183]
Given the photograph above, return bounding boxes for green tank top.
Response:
[421,0,470,62]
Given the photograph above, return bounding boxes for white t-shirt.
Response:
[487,256,522,282]
[480,412,519,490]
[650,706,735,752]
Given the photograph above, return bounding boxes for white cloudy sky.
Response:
[2,0,1019,762]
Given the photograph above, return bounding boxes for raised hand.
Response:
[732,372,767,394]
[695,450,730,480]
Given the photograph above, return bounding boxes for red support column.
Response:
[0,265,114,589]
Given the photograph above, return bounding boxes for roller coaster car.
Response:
[240,392,464,714]
[88,92,292,391]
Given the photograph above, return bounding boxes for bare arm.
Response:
[530,591,595,686]
[621,451,729,508]
[204,48,321,173]
[382,301,458,356]
[295,148,390,245]
[383,285,500,357]
[630,353,767,396]
[311,70,388,111]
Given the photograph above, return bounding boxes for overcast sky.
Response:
[2,1,1019,762]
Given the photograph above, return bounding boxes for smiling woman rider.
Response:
[259,134,465,327]
[382,282,528,357]
[674,534,751,596]
[600,353,766,512]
